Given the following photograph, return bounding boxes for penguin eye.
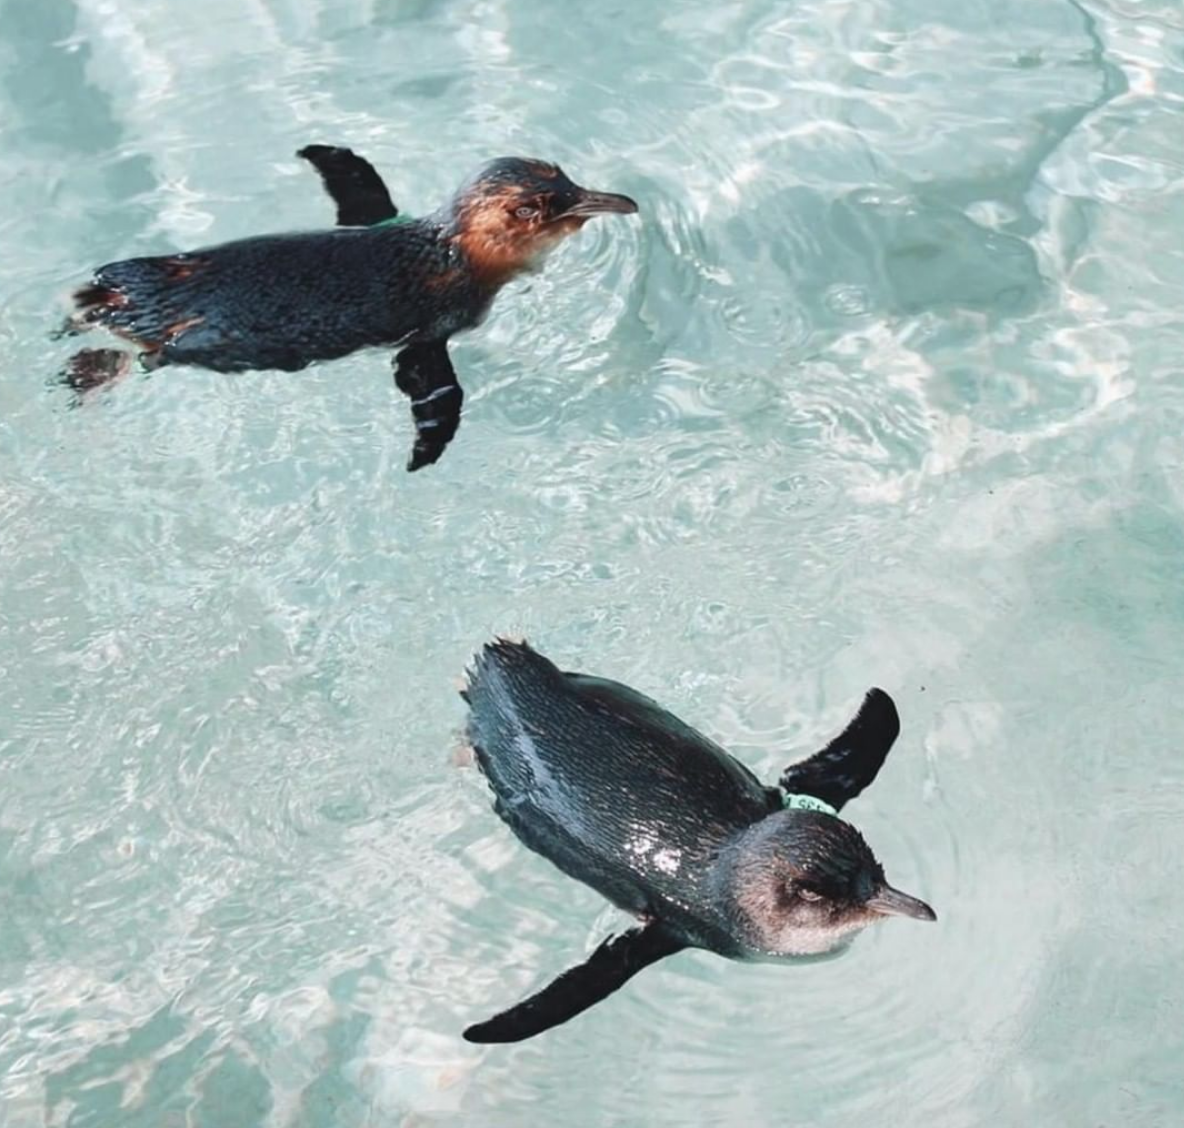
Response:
[513,204,539,220]
[797,885,824,903]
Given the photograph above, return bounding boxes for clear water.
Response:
[2,0,1183,1123]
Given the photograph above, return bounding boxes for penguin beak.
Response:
[866,884,937,922]
[560,186,639,218]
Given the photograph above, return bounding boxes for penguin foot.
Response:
[62,348,133,393]
[452,739,476,768]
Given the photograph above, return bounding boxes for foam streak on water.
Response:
[1,0,1183,1124]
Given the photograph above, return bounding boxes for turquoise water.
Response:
[2,0,1183,1123]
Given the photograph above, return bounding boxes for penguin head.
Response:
[721,809,935,957]
[448,157,637,284]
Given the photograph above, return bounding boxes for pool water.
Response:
[2,0,1183,1124]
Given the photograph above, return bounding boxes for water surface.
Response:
[2,0,1183,1124]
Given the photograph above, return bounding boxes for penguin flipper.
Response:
[297,145,398,226]
[463,923,685,1044]
[393,342,464,472]
[778,688,900,812]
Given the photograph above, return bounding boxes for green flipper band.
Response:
[783,793,839,817]
[373,214,415,227]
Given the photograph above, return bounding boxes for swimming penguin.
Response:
[460,639,935,1043]
[62,146,638,471]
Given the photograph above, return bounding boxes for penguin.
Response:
[62,146,638,471]
[460,638,935,1043]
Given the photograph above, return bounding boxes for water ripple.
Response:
[3,0,1184,1124]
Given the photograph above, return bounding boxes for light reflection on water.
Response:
[2,0,1183,1124]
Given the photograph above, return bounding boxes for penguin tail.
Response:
[74,281,124,312]
[461,637,540,697]
[63,255,210,348]
[460,639,547,786]
[56,275,143,391]
[460,638,571,753]
[460,638,540,709]
[60,282,128,337]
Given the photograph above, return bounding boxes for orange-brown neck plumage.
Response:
[451,192,588,289]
